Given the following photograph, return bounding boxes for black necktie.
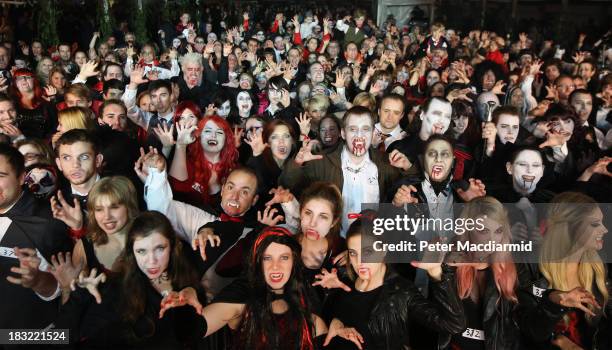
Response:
[73,194,88,209]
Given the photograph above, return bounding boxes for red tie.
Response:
[219,213,244,223]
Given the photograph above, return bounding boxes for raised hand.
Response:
[192,227,221,261]
[79,60,99,79]
[175,120,197,145]
[134,146,167,182]
[129,66,149,86]
[295,112,311,137]
[48,251,84,291]
[233,126,244,148]
[50,190,83,230]
[6,247,43,289]
[481,121,497,156]
[456,178,486,202]
[294,139,323,166]
[279,88,291,108]
[539,129,567,149]
[43,85,57,99]
[388,150,412,171]
[159,287,203,318]
[579,156,612,181]
[392,185,418,207]
[265,186,295,207]
[257,206,285,226]
[244,128,266,157]
[70,268,107,304]
[332,70,346,89]
[491,80,506,95]
[153,123,175,147]
[312,268,351,292]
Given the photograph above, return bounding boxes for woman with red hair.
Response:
[10,68,57,139]
[168,114,238,208]
[155,101,203,157]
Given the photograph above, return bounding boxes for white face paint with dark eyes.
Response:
[217,100,230,118]
[237,91,253,117]
[200,120,226,153]
[341,114,373,157]
[423,139,453,182]
[496,114,520,144]
[421,99,452,136]
[507,150,544,194]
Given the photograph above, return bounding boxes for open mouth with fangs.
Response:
[269,272,284,283]
[521,175,536,190]
[351,138,366,155]
[207,139,219,146]
[431,165,444,179]
[433,124,446,134]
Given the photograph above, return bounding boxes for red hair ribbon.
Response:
[251,226,293,264]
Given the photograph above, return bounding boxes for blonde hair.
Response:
[306,94,330,114]
[539,192,608,311]
[58,106,96,132]
[87,176,139,245]
[431,22,445,34]
[352,92,376,112]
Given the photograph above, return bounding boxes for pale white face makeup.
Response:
[506,150,544,195]
[217,100,231,118]
[237,91,253,117]
[423,139,453,182]
[200,120,226,153]
[496,114,520,144]
[421,99,452,136]
[341,114,373,157]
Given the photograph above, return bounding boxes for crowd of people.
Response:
[1,2,612,349]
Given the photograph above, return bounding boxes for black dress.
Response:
[15,101,57,139]
[55,278,207,350]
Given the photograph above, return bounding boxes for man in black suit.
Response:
[1,144,72,333]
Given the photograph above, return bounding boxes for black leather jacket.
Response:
[516,263,612,350]
[439,267,521,350]
[367,264,466,350]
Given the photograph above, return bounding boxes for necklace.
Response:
[150,271,169,285]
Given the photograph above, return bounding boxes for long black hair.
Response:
[118,211,199,340]
[237,226,316,350]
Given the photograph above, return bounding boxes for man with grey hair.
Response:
[178,52,213,106]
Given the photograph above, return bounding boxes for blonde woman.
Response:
[297,94,331,142]
[52,106,96,147]
[49,176,139,303]
[517,192,610,350]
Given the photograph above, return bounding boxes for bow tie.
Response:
[219,213,244,223]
